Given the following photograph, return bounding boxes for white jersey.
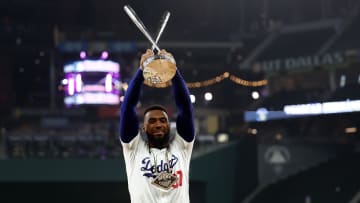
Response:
[122,132,194,203]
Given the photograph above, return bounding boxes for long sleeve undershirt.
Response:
[119,69,195,143]
[119,69,143,143]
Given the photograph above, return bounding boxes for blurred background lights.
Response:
[216,133,229,143]
[190,94,196,103]
[80,51,86,59]
[340,75,346,87]
[204,92,213,101]
[101,51,109,60]
[252,91,260,100]
[105,73,112,92]
[61,79,68,85]
[75,74,82,92]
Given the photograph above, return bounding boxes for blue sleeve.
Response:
[171,70,195,142]
[119,69,144,143]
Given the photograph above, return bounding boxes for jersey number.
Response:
[172,170,183,188]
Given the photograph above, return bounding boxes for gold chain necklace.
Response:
[150,148,172,173]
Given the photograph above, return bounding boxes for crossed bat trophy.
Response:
[124,5,176,86]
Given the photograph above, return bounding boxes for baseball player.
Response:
[120,49,195,203]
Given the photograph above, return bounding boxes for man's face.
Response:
[143,110,170,147]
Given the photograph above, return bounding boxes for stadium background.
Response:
[0,0,359,202]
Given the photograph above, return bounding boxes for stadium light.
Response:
[80,51,86,59]
[101,51,109,60]
[190,94,196,103]
[204,92,213,101]
[216,133,229,143]
[252,91,260,100]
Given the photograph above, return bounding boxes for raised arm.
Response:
[171,69,195,142]
[119,69,144,143]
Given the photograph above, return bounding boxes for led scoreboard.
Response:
[62,60,121,106]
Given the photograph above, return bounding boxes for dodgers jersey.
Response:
[122,132,194,203]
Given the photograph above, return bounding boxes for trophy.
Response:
[124,5,176,86]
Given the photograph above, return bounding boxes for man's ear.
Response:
[141,124,145,131]
[140,123,148,142]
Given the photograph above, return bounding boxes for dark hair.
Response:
[143,104,168,116]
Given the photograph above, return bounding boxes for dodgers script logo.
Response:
[141,154,179,178]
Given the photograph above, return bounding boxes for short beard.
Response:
[147,133,170,149]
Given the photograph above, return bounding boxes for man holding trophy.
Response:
[119,5,195,203]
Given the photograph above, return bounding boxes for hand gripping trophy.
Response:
[124,5,176,86]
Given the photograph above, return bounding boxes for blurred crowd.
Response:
[1,121,122,160]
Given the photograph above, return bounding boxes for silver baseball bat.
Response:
[152,11,171,51]
[123,5,161,51]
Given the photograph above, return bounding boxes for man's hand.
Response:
[140,49,175,70]
[140,49,154,70]
[158,49,174,59]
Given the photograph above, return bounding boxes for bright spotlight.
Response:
[101,51,109,60]
[252,91,260,100]
[190,94,196,103]
[204,92,213,101]
[61,79,68,85]
[216,133,229,143]
[80,51,86,59]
